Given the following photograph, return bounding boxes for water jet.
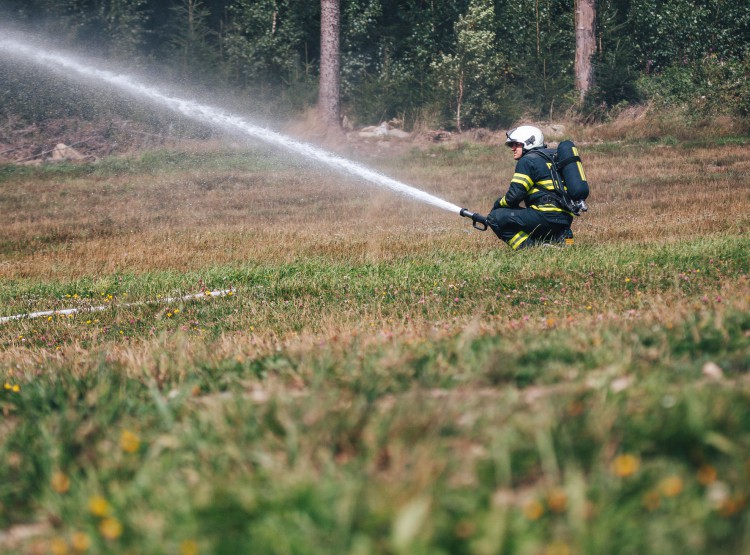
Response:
[0,33,482,219]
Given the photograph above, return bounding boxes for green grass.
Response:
[0,141,749,554]
[1,239,749,553]
[2,313,750,554]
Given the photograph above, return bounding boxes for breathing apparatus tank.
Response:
[555,140,589,201]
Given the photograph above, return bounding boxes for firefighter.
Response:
[487,125,573,250]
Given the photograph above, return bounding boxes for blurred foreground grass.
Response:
[0,140,749,554]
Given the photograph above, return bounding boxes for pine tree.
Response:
[575,0,596,101]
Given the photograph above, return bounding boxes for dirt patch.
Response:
[0,118,207,165]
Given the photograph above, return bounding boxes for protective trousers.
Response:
[487,207,572,250]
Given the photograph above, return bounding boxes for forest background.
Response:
[1,0,749,133]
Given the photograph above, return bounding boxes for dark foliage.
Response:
[1,0,748,129]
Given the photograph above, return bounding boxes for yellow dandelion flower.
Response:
[659,475,684,497]
[642,490,661,511]
[120,430,140,453]
[697,464,717,486]
[99,517,123,540]
[4,382,10,390]
[51,471,70,493]
[544,541,571,555]
[12,384,19,392]
[173,309,180,314]
[546,488,568,513]
[180,539,199,555]
[71,532,91,553]
[523,499,544,521]
[611,454,640,477]
[50,536,69,555]
[718,495,746,517]
[625,278,631,283]
[88,495,110,517]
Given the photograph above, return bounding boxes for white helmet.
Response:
[505,125,544,150]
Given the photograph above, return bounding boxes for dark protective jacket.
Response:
[494,147,574,217]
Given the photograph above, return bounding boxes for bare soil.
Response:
[0,118,204,165]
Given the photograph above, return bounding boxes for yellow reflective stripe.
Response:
[509,231,529,250]
[530,183,554,196]
[513,173,533,188]
[572,147,587,180]
[536,180,554,190]
[511,178,531,191]
[531,204,574,216]
[499,196,509,208]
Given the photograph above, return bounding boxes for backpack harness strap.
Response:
[556,154,581,171]
[525,149,579,216]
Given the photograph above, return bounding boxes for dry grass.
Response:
[2,138,748,281]
[1,136,747,381]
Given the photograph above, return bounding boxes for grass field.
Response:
[1,133,749,554]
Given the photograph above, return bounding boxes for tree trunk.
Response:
[456,70,463,133]
[319,0,341,128]
[575,0,596,102]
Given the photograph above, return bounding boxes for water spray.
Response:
[0,34,487,223]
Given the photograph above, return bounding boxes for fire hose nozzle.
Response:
[460,208,489,231]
